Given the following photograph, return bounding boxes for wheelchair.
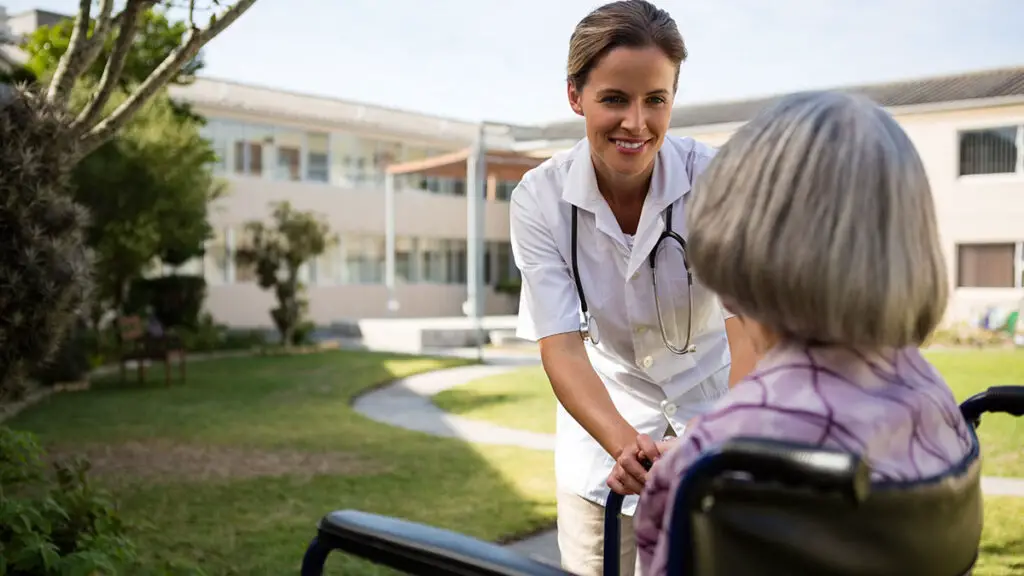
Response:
[300,385,1024,575]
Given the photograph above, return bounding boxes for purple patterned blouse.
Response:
[635,342,974,576]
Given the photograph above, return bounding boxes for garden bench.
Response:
[118,315,186,386]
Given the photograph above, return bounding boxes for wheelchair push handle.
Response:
[960,385,1024,428]
[602,457,653,576]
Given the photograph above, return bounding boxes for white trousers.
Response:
[556,488,643,576]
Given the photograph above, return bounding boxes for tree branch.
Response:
[68,0,120,88]
[70,0,148,136]
[76,0,259,159]
[45,0,92,106]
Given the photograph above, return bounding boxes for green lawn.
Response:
[7,350,558,575]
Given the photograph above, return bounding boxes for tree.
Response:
[0,0,256,399]
[22,7,203,88]
[235,202,335,347]
[71,85,223,325]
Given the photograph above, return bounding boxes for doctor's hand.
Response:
[607,433,662,495]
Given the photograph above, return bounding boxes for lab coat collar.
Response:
[561,138,695,279]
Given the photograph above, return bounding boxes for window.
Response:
[315,244,342,285]
[956,242,1023,288]
[395,237,416,283]
[420,239,446,283]
[203,228,229,285]
[343,235,384,284]
[306,132,330,183]
[232,226,259,284]
[958,125,1022,176]
[232,124,272,177]
[448,240,467,284]
[199,118,233,174]
[496,180,518,201]
[274,129,303,181]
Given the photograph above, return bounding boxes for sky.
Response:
[4,0,1024,126]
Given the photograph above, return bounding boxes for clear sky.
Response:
[5,0,1024,126]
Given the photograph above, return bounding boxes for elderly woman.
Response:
[633,90,975,576]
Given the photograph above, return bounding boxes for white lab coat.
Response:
[510,136,734,515]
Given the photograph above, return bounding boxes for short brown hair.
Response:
[686,91,949,349]
[567,0,687,91]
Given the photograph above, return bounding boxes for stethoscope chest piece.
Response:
[581,312,600,345]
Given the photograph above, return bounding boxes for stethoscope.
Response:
[571,203,696,355]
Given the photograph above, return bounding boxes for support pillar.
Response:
[384,171,399,314]
[465,124,487,359]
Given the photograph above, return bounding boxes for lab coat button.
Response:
[641,355,653,369]
[660,400,677,417]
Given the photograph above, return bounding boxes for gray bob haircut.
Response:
[686,90,948,348]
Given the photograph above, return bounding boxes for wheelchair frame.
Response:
[300,385,1024,576]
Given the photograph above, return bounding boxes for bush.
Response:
[925,323,1013,348]
[30,318,91,386]
[125,275,207,329]
[290,321,316,346]
[0,426,137,574]
[177,313,267,353]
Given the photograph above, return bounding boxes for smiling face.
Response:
[568,45,677,187]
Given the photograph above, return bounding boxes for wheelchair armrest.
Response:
[959,385,1024,428]
[300,510,571,576]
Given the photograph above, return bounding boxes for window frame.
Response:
[955,117,1024,180]
[954,241,1024,289]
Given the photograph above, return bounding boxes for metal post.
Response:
[384,171,399,314]
[466,124,487,360]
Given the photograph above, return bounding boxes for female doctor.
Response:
[508,2,758,575]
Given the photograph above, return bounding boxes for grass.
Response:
[432,348,1024,575]
[6,350,558,575]
[925,349,1024,478]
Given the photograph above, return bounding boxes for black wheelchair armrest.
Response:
[300,510,571,576]
[959,385,1024,428]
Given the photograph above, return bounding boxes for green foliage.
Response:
[179,313,269,353]
[70,86,222,315]
[21,8,203,89]
[0,86,93,402]
[126,275,208,330]
[31,319,91,386]
[0,426,137,574]
[235,202,335,346]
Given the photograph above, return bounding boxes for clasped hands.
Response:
[606,433,678,495]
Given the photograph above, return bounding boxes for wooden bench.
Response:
[118,315,186,386]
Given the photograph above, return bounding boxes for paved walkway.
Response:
[351,353,1024,564]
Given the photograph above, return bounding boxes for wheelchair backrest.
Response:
[685,454,983,576]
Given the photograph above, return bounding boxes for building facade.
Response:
[166,79,528,327]
[170,67,1024,329]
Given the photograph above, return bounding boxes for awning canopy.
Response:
[385,147,546,182]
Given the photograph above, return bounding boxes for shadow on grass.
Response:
[7,349,558,575]
[434,388,536,414]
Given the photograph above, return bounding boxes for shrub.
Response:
[0,87,93,402]
[125,275,207,329]
[0,426,137,574]
[30,318,91,386]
